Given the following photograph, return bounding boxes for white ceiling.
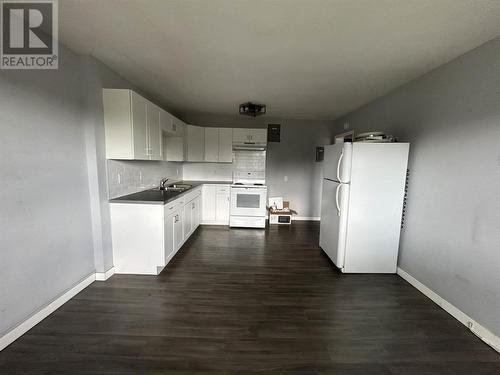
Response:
[59,0,500,121]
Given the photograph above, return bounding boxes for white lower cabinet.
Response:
[165,208,183,265]
[201,184,230,225]
[183,203,192,240]
[183,195,201,241]
[110,186,201,275]
[174,210,184,251]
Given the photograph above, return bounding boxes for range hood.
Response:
[232,142,267,151]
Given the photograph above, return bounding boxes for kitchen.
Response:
[0,1,499,373]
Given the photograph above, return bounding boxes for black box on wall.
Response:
[267,124,281,142]
[316,147,324,162]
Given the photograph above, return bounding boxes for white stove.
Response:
[231,182,266,188]
[230,182,268,228]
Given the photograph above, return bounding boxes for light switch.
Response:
[284,175,288,182]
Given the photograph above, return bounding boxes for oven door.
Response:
[230,187,267,217]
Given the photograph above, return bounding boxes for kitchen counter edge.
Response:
[109,180,232,205]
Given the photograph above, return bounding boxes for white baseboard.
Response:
[397,267,500,353]
[294,216,320,221]
[0,273,96,352]
[200,222,229,226]
[95,267,115,281]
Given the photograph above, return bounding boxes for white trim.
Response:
[294,216,320,221]
[0,273,96,352]
[397,267,500,353]
[95,267,115,281]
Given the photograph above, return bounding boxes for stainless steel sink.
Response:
[150,184,192,192]
[167,184,192,190]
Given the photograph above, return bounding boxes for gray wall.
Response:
[0,48,183,336]
[81,56,134,273]
[0,47,95,336]
[266,120,331,218]
[332,38,500,336]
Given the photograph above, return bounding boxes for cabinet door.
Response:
[204,128,219,162]
[216,186,230,224]
[218,128,233,162]
[202,185,217,222]
[165,211,176,261]
[183,203,193,240]
[186,125,205,161]
[147,102,162,160]
[174,211,183,252]
[131,91,148,160]
[192,196,201,230]
[232,128,250,143]
[164,136,184,161]
[171,116,184,136]
[250,129,267,143]
[103,89,134,159]
[159,108,172,133]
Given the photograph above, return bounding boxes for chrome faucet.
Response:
[160,177,169,190]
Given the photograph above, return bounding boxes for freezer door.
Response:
[323,143,352,183]
[319,179,350,268]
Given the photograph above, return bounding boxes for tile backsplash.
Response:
[182,162,233,181]
[107,160,183,198]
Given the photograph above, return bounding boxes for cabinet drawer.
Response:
[165,200,183,213]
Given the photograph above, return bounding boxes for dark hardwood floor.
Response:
[1,222,498,374]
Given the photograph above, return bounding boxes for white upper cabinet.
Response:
[161,110,185,161]
[250,129,267,143]
[186,125,205,162]
[232,128,267,144]
[164,136,185,161]
[147,102,162,160]
[232,128,250,144]
[204,128,219,162]
[159,108,173,133]
[130,92,148,160]
[204,127,233,163]
[218,128,233,162]
[103,89,163,160]
[171,116,184,136]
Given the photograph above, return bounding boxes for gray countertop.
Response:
[109,180,232,205]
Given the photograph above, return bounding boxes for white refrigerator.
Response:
[319,142,409,273]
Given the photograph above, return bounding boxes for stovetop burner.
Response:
[231,181,267,188]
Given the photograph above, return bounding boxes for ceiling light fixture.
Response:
[239,102,266,117]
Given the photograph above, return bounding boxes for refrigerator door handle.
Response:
[337,150,344,183]
[335,184,341,216]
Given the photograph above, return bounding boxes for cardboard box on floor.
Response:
[268,201,297,225]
